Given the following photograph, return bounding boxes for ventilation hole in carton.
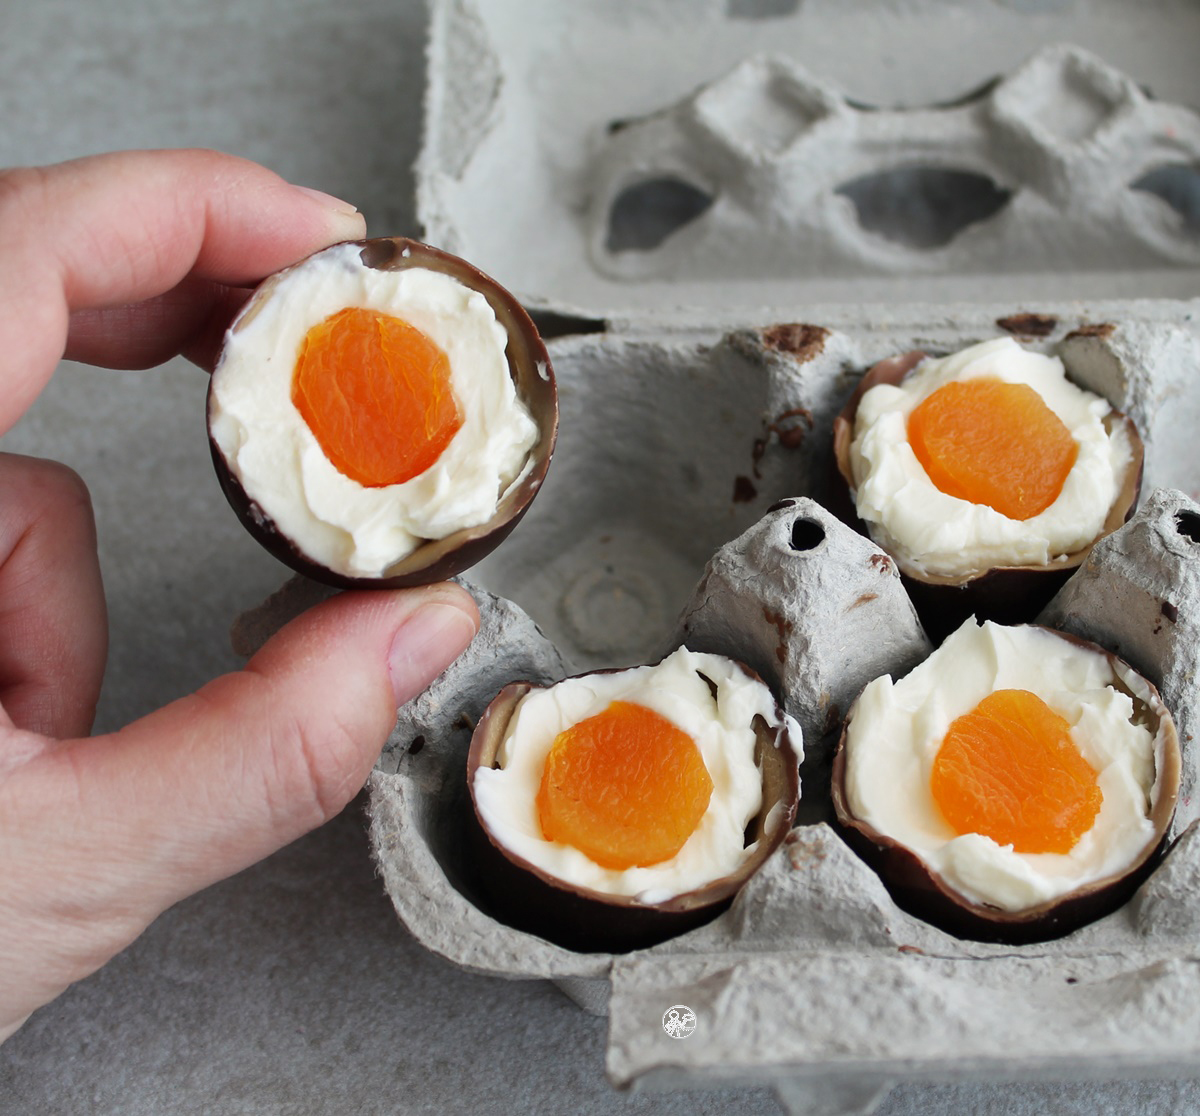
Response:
[1176,511,1200,544]
[836,167,1013,249]
[726,0,801,18]
[790,518,825,551]
[606,177,715,252]
[1132,164,1200,234]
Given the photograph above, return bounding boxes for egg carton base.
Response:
[236,305,1200,1106]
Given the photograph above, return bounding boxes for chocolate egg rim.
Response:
[466,657,802,916]
[831,349,1145,588]
[829,625,1182,938]
[206,236,559,590]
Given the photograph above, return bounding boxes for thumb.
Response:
[2,582,478,978]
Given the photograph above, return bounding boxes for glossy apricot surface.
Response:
[536,701,714,870]
[292,307,462,487]
[930,688,1102,854]
[908,379,1078,520]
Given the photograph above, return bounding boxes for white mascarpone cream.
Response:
[848,337,1134,578]
[473,647,802,903]
[208,242,540,578]
[842,619,1157,913]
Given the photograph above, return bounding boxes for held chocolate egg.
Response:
[208,238,557,588]
[466,647,802,953]
[831,619,1180,944]
[831,338,1143,638]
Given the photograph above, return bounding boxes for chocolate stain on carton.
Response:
[762,606,791,664]
[761,323,831,362]
[848,592,880,611]
[773,407,814,449]
[733,475,758,503]
[996,312,1058,338]
[751,407,815,478]
[785,830,828,871]
[1066,322,1117,340]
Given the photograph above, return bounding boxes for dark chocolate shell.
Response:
[831,351,1144,641]
[208,237,558,589]
[465,660,801,953]
[830,627,1181,944]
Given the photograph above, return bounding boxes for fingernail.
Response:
[387,601,478,707]
[294,185,367,240]
[294,184,360,217]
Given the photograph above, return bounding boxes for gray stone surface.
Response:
[4,3,1200,1115]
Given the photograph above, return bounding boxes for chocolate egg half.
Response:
[831,619,1180,944]
[467,648,802,953]
[208,238,557,588]
[832,338,1143,639]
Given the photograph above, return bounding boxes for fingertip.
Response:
[252,580,479,709]
[288,186,367,246]
[291,184,359,215]
[386,586,480,706]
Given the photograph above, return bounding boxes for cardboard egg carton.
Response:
[364,3,1200,1111]
[357,307,1200,1111]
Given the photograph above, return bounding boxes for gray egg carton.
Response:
[354,306,1200,1115]
[364,3,1200,1112]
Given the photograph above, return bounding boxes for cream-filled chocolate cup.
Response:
[832,338,1142,637]
[832,619,1180,944]
[208,237,557,588]
[467,648,802,953]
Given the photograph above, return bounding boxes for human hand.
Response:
[0,150,480,1042]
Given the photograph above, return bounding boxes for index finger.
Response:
[0,148,366,433]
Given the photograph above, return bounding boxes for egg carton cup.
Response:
[224,306,1183,1116]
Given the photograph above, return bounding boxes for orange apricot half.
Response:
[292,306,463,487]
[536,700,714,870]
[907,378,1078,520]
[930,688,1102,854]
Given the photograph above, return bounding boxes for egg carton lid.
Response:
[418,0,1200,332]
